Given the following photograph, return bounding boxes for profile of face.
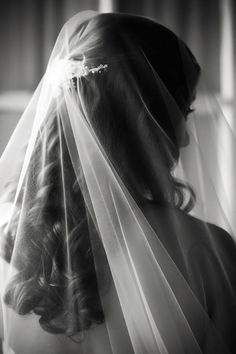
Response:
[177,89,197,148]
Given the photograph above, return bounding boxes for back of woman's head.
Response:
[75,13,200,203]
[2,12,200,338]
[78,13,200,128]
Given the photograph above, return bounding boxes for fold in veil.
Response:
[0,10,236,354]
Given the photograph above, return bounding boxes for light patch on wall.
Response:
[218,0,235,232]
[0,91,32,113]
[99,0,115,13]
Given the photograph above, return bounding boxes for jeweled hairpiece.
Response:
[47,55,108,97]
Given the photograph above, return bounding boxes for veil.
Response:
[0,11,236,354]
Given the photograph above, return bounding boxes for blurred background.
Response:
[0,0,235,153]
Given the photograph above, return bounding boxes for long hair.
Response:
[2,112,106,337]
[1,13,200,337]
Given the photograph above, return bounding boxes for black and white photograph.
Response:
[0,1,235,353]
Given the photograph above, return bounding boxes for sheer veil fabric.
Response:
[0,10,236,354]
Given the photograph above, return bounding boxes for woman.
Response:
[0,11,235,354]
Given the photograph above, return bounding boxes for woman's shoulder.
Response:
[141,202,236,256]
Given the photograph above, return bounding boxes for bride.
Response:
[0,11,235,354]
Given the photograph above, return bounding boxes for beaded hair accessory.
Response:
[47,55,108,97]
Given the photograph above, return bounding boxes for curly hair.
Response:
[2,113,106,337]
[1,89,196,338]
